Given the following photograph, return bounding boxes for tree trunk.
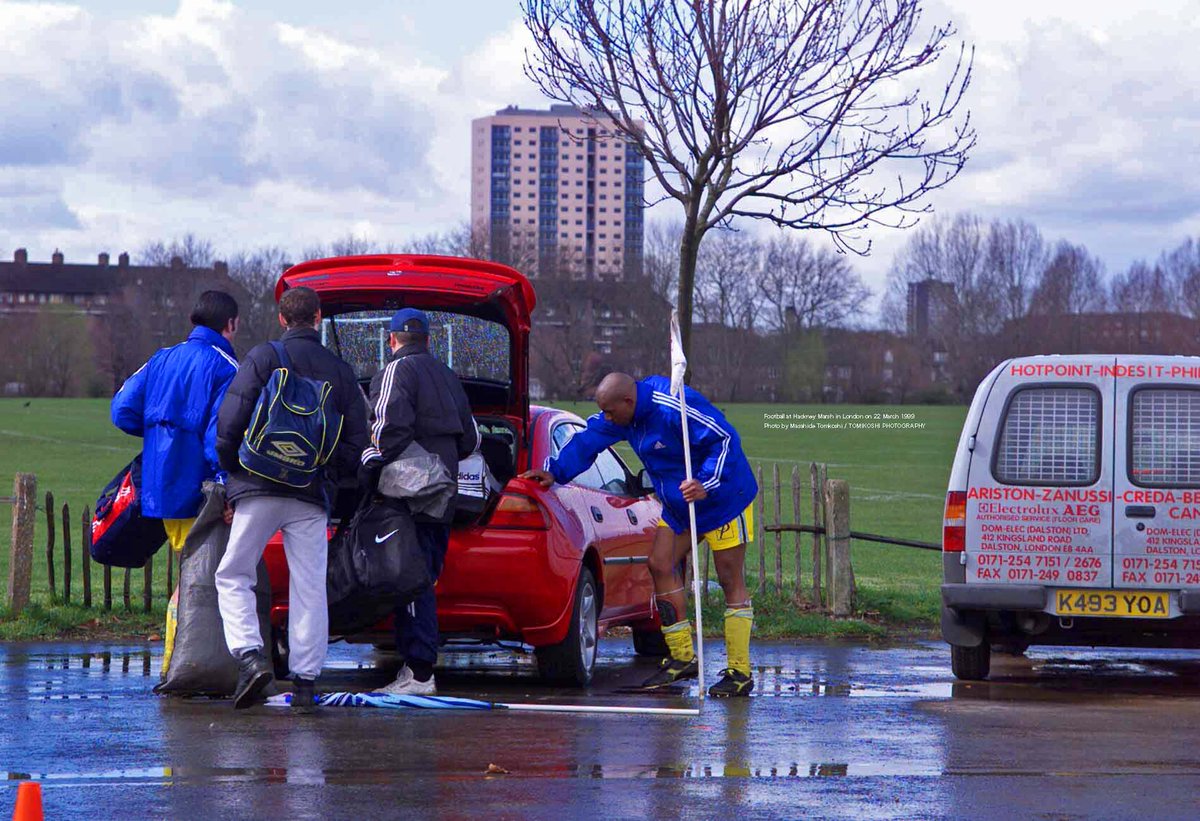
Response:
[675,224,702,380]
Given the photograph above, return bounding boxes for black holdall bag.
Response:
[90,454,167,568]
[327,497,430,634]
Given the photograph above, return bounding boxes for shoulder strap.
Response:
[270,340,290,371]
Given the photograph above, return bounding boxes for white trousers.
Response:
[215,496,329,680]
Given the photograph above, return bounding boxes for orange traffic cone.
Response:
[11,782,43,821]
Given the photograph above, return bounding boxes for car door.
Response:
[1111,356,1200,616]
[589,446,658,621]
[964,357,1115,590]
[550,422,651,619]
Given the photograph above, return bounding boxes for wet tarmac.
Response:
[5,638,1200,819]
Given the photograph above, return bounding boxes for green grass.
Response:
[0,398,965,640]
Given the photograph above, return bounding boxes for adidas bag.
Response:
[239,341,344,488]
[454,452,502,523]
[90,454,167,568]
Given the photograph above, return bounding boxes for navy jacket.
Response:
[547,376,757,535]
[111,325,239,519]
[362,341,479,524]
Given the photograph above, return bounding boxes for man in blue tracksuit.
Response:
[523,372,759,696]
[111,291,240,551]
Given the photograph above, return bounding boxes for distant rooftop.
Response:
[491,104,585,117]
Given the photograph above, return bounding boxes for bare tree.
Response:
[987,218,1047,323]
[226,246,293,351]
[401,222,490,258]
[694,231,759,329]
[1031,241,1106,315]
[1159,237,1200,318]
[522,0,974,363]
[138,233,215,268]
[757,234,870,331]
[1111,260,1175,314]
[642,220,681,307]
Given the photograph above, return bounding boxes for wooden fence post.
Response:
[820,463,831,604]
[143,557,153,614]
[44,491,56,600]
[809,462,822,607]
[792,465,803,601]
[773,463,782,594]
[755,463,766,596]
[81,507,92,609]
[61,503,72,605]
[104,565,112,612]
[824,479,854,617]
[123,568,131,612]
[6,473,36,616]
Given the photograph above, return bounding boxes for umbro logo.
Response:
[653,442,667,450]
[272,441,306,458]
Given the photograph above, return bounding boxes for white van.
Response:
[942,355,1200,679]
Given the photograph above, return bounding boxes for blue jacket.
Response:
[548,376,757,535]
[111,325,239,519]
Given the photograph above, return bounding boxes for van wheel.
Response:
[951,640,990,680]
[632,627,669,657]
[536,568,598,686]
[270,626,290,680]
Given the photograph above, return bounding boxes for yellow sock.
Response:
[724,607,753,676]
[662,620,695,663]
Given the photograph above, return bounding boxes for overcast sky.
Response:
[2,0,1198,311]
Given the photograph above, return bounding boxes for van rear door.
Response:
[964,357,1115,590]
[1112,357,1200,602]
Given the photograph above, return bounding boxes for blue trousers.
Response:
[394,522,450,667]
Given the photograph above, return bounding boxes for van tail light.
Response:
[943,491,967,552]
[488,492,550,530]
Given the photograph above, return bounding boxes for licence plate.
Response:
[1053,589,1171,619]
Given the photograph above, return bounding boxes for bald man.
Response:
[522,373,759,696]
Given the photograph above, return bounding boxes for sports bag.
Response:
[90,454,166,568]
[327,498,429,634]
[238,341,344,488]
[453,451,502,523]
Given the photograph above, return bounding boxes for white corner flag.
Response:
[670,310,705,701]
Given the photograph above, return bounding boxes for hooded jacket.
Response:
[547,376,757,535]
[111,324,239,519]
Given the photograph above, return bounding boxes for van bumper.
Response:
[940,584,1046,647]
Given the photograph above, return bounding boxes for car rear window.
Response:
[994,387,1099,485]
[1130,388,1200,487]
[323,309,510,383]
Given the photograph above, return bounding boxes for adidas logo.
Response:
[653,442,667,450]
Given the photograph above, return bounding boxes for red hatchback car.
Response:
[263,254,666,685]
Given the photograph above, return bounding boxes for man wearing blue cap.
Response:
[361,308,478,695]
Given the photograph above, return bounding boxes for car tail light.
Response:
[488,492,550,530]
[943,491,967,552]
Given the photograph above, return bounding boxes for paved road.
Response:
[4,638,1200,819]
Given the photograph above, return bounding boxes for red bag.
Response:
[90,455,166,568]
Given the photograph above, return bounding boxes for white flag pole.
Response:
[669,311,705,702]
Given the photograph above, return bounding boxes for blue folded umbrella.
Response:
[266,691,495,710]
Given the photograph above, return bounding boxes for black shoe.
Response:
[638,656,699,690]
[708,668,754,698]
[291,678,317,715]
[233,650,273,710]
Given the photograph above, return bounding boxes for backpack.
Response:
[90,453,167,568]
[238,341,344,488]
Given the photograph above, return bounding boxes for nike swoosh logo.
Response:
[375,529,399,544]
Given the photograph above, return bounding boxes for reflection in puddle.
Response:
[0,759,943,784]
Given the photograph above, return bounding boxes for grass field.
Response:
[0,398,966,639]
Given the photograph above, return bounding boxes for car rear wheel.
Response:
[632,627,669,657]
[536,567,598,686]
[950,640,990,681]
